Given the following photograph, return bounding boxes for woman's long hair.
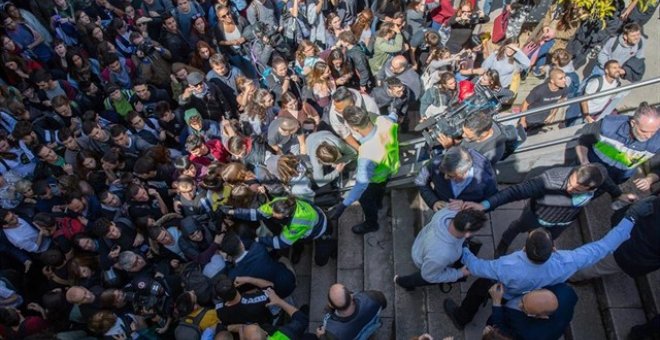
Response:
[326,49,352,79]
[351,8,373,38]
[306,61,330,88]
[295,40,319,67]
[495,38,518,64]
[245,88,272,121]
[277,155,301,184]
[190,40,216,70]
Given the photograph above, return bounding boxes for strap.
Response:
[190,307,209,326]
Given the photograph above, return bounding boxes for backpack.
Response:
[181,262,213,306]
[52,217,85,240]
[174,307,209,340]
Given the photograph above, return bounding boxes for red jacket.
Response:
[188,138,230,167]
[428,0,458,25]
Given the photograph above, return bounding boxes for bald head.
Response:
[66,286,95,304]
[328,283,352,311]
[521,289,558,318]
[391,56,408,74]
[242,324,267,340]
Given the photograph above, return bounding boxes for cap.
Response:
[186,72,204,86]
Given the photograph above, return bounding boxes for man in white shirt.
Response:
[580,60,623,123]
[1,209,51,253]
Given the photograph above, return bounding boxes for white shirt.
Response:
[585,76,620,115]
[3,218,50,253]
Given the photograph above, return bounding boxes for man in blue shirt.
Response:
[443,196,654,330]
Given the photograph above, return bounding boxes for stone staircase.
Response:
[290,184,659,339]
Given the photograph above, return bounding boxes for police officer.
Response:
[225,196,335,266]
[328,105,400,235]
[576,101,660,184]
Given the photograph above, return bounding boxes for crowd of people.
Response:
[0,0,658,338]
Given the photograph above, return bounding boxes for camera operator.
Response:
[116,250,177,334]
[461,111,508,166]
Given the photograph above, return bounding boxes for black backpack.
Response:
[181,262,213,306]
[174,307,209,340]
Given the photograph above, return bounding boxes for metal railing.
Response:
[400,76,660,147]
[333,77,660,191]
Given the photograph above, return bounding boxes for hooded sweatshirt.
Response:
[177,216,218,265]
[411,208,464,283]
[184,108,221,140]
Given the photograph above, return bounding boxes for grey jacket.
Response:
[411,208,464,283]
[306,131,357,187]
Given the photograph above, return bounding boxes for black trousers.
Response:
[499,206,572,248]
[358,181,387,228]
[454,278,497,326]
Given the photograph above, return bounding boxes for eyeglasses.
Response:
[219,13,230,18]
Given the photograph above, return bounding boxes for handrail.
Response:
[400,76,660,147]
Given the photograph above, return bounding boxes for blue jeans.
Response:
[533,39,555,73]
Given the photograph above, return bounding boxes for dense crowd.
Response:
[0,0,658,339]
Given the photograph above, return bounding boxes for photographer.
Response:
[445,1,488,54]
[129,33,172,89]
[131,80,171,117]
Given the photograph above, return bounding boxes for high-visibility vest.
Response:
[359,116,400,183]
[258,198,320,244]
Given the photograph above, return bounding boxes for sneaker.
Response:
[443,299,466,330]
[532,69,546,79]
[351,222,379,235]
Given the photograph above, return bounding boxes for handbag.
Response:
[491,9,509,44]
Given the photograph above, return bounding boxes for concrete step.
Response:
[552,215,606,340]
[307,211,339,333]
[579,193,647,340]
[363,195,395,339]
[290,242,312,311]
[391,189,428,339]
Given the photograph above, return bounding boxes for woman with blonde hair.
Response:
[305,61,336,109]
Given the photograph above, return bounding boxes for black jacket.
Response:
[614,196,660,277]
[346,45,372,88]
[159,30,192,63]
[485,164,622,224]
[185,82,236,121]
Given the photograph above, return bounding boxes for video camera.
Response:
[125,275,169,315]
[414,84,501,147]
